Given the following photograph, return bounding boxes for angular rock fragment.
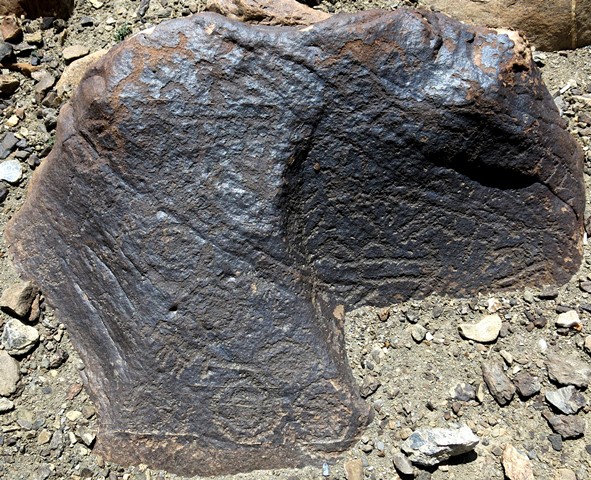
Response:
[555,310,582,330]
[6,9,584,476]
[401,425,479,466]
[458,314,502,343]
[0,280,38,318]
[546,386,586,415]
[392,452,414,476]
[0,350,19,396]
[502,444,534,480]
[546,415,586,439]
[512,371,541,398]
[1,318,39,356]
[482,360,516,406]
[546,353,591,388]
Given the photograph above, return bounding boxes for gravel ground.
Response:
[0,1,590,479]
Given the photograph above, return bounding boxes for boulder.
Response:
[6,8,584,476]
[0,0,74,19]
[206,0,330,25]
[422,0,591,51]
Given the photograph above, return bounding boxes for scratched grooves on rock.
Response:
[5,8,584,476]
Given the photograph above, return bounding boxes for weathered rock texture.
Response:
[6,8,584,476]
[422,0,591,51]
[0,0,74,19]
[206,0,330,25]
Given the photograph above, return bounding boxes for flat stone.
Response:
[62,44,89,61]
[512,371,541,398]
[0,280,39,318]
[546,353,591,388]
[450,382,476,401]
[548,433,563,451]
[0,397,14,412]
[545,386,586,415]
[0,74,19,96]
[401,425,479,466]
[411,324,427,343]
[1,318,39,356]
[482,360,516,406]
[547,415,586,439]
[0,159,21,183]
[0,350,19,396]
[556,310,582,329]
[392,452,414,476]
[458,314,502,343]
[31,69,55,94]
[6,9,584,477]
[343,458,363,480]
[502,444,534,480]
[1,14,21,42]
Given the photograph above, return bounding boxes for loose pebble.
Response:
[546,353,591,388]
[458,314,502,343]
[545,386,587,415]
[400,425,479,466]
[1,319,39,356]
[482,360,516,406]
[0,159,22,183]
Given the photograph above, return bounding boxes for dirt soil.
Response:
[0,1,591,479]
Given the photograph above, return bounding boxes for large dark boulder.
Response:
[6,8,584,476]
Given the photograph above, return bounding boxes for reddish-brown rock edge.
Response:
[5,9,585,476]
[0,0,74,19]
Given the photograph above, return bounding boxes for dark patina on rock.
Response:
[6,8,584,476]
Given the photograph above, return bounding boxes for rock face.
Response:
[422,0,591,51]
[6,8,584,476]
[0,0,74,19]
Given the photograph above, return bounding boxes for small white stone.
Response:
[0,159,21,183]
[487,298,503,313]
[556,310,582,329]
[538,338,548,353]
[458,314,502,343]
[5,115,19,127]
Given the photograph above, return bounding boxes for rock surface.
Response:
[0,0,74,18]
[5,8,585,477]
[205,0,330,25]
[400,425,479,466]
[422,0,591,51]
